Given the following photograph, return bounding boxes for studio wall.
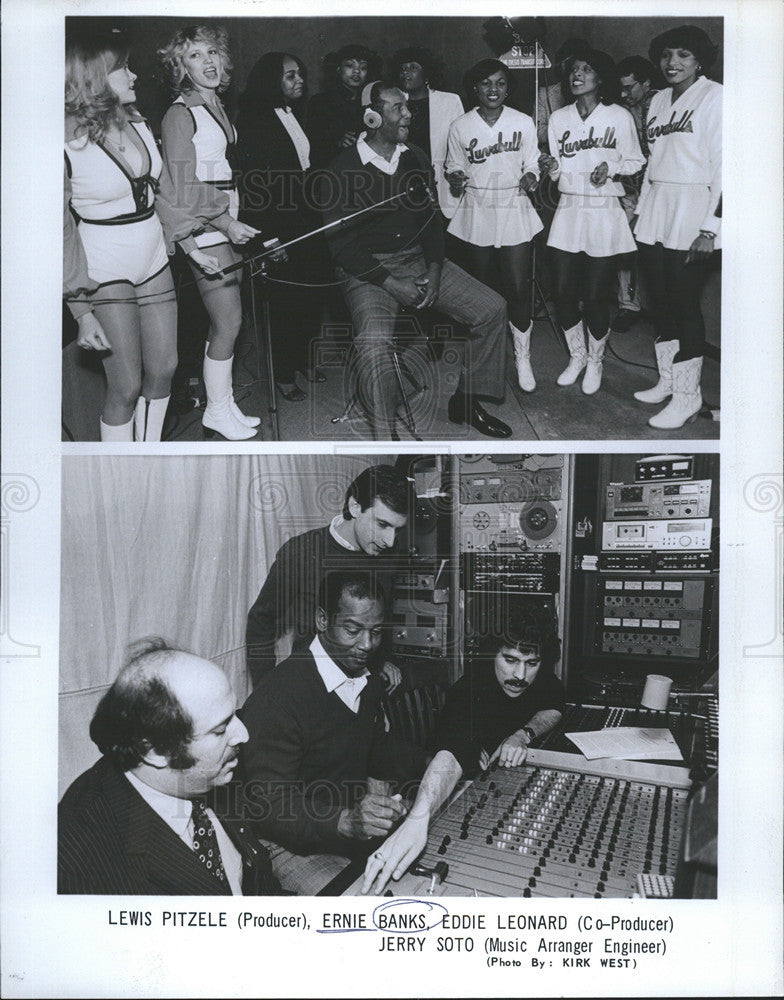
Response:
[59,453,386,795]
[67,14,723,133]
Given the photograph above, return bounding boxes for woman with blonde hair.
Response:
[64,31,177,441]
[158,24,261,440]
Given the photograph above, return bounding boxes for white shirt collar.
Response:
[356,134,407,175]
[125,768,243,894]
[274,105,310,169]
[125,769,192,837]
[310,635,368,712]
[329,513,358,550]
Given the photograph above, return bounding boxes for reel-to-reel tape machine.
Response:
[458,456,564,554]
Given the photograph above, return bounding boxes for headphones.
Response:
[361,81,383,129]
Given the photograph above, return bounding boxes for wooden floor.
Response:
[63,313,720,444]
[229,313,719,443]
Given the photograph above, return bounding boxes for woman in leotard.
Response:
[158,24,261,440]
[64,31,177,441]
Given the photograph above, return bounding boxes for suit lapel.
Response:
[102,766,230,895]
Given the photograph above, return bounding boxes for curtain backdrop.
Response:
[65,15,723,137]
[59,454,386,795]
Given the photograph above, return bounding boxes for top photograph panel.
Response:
[62,15,722,443]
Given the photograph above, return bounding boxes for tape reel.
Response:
[459,499,563,552]
[519,500,559,542]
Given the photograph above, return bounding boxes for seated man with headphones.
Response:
[320,81,512,441]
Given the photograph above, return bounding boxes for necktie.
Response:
[190,798,226,884]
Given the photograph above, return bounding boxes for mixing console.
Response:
[344,750,690,898]
[540,701,718,774]
[704,696,718,770]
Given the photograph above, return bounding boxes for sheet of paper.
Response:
[1,2,783,999]
[566,727,684,761]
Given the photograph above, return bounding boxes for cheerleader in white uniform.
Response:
[446,59,543,391]
[64,32,177,442]
[157,25,261,441]
[633,26,721,429]
[540,49,645,395]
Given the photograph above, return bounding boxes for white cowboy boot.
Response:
[99,417,133,441]
[582,331,609,395]
[134,396,170,442]
[510,321,536,392]
[202,356,257,440]
[648,356,703,429]
[634,339,679,404]
[556,322,587,386]
[205,343,260,427]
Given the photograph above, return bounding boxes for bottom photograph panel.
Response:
[59,452,718,899]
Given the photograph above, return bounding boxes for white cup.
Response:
[641,674,673,710]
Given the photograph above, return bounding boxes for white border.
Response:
[2,1,782,997]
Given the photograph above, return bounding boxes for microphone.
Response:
[405,172,437,209]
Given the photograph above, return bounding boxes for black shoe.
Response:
[447,392,512,438]
[300,367,326,383]
[170,378,203,415]
[276,381,307,402]
[611,308,643,333]
[161,407,180,441]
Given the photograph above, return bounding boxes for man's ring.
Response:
[374,851,385,861]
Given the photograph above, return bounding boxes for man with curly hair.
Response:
[361,607,565,894]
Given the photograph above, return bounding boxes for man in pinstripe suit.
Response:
[58,638,281,895]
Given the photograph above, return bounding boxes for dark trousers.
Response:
[638,243,710,361]
[339,250,507,432]
[463,242,534,331]
[550,248,617,339]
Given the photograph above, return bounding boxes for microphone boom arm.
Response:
[224,188,425,276]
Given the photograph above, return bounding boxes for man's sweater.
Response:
[321,142,444,286]
[240,651,427,855]
[246,524,398,685]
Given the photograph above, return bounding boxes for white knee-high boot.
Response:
[202,356,257,440]
[510,321,536,392]
[205,343,260,427]
[99,417,134,441]
[134,396,170,442]
[582,331,609,395]
[557,321,587,386]
[634,339,679,404]
[648,356,703,429]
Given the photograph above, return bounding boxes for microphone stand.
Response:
[225,189,421,276]
[245,266,279,440]
[234,187,433,441]
[531,37,566,355]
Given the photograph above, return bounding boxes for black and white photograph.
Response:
[57,452,719,899]
[61,14,722,442]
[1,0,783,996]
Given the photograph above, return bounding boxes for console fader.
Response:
[345,750,690,898]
